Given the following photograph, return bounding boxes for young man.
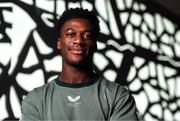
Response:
[20,8,139,121]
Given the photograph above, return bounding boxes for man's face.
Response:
[57,18,97,66]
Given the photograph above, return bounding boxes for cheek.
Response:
[60,38,69,47]
[88,41,97,50]
[60,40,71,53]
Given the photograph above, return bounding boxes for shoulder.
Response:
[20,80,55,120]
[23,79,55,103]
[97,77,137,112]
[99,79,138,120]
[98,77,129,96]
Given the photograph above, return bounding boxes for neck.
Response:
[59,62,94,84]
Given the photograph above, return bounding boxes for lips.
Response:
[69,47,86,55]
[70,49,84,54]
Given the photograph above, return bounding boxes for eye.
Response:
[67,32,75,38]
[66,30,76,38]
[83,33,93,40]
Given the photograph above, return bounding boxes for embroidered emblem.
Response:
[66,95,81,108]
[68,95,81,102]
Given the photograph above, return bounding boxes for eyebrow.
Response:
[65,28,75,31]
[65,28,93,33]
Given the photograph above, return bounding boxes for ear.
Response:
[57,38,61,50]
[94,42,97,52]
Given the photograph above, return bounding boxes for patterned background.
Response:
[0,0,180,121]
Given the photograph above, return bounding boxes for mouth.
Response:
[69,47,86,55]
[70,49,85,55]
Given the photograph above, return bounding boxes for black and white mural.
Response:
[0,0,180,121]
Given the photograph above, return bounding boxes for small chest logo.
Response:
[66,95,81,108]
[68,95,81,102]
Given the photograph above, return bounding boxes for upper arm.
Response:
[20,92,41,121]
[109,87,139,121]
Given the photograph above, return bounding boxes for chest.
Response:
[43,87,109,120]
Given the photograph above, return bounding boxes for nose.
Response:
[74,34,84,44]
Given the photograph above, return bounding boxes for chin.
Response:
[69,59,92,68]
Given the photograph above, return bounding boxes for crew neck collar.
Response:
[55,74,99,88]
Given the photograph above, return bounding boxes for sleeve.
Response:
[109,87,139,121]
[19,91,41,121]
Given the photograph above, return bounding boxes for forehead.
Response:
[61,18,93,31]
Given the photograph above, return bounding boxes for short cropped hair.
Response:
[56,8,100,39]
